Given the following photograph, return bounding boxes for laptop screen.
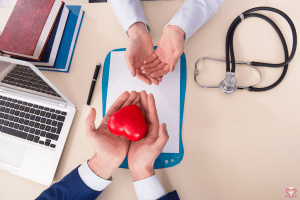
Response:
[0,60,65,102]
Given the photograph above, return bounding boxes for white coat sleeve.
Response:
[167,0,224,41]
[108,0,150,33]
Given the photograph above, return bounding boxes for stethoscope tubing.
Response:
[225,6,297,92]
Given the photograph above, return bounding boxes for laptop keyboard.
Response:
[1,65,61,97]
[0,95,67,148]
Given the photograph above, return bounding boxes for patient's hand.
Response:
[86,91,141,179]
[125,22,161,85]
[128,91,169,181]
[141,25,185,78]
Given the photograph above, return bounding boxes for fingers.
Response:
[135,60,145,69]
[105,91,130,117]
[132,92,141,105]
[141,59,161,70]
[170,65,175,72]
[142,62,167,75]
[144,93,159,140]
[147,93,159,127]
[156,76,163,82]
[136,69,160,85]
[155,123,169,148]
[144,52,158,64]
[140,90,149,123]
[86,108,96,133]
[124,53,136,77]
[105,91,140,120]
[136,102,142,110]
[150,67,169,77]
[154,47,164,61]
[170,55,180,72]
[136,71,152,85]
[121,91,140,108]
[147,75,160,85]
[169,59,176,72]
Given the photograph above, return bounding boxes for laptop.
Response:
[0,56,75,185]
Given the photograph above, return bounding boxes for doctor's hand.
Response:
[125,22,162,85]
[86,91,141,180]
[141,25,185,77]
[128,91,169,181]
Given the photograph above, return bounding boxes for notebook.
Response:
[0,0,63,60]
[37,6,84,73]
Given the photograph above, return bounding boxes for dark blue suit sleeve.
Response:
[158,190,180,200]
[36,167,102,200]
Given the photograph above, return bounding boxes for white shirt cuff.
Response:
[133,175,167,200]
[78,161,112,191]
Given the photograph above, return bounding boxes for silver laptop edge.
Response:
[0,56,76,185]
[0,56,75,108]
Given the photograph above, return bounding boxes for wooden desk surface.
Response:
[1,0,300,199]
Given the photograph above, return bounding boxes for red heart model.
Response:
[108,105,147,141]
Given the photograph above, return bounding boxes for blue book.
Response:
[12,4,70,67]
[37,5,84,72]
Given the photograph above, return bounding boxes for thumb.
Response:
[86,108,96,134]
[125,54,136,77]
[170,64,175,72]
[155,123,169,148]
[170,57,178,72]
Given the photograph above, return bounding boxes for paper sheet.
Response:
[106,51,180,153]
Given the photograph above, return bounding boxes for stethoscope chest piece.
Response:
[219,72,237,94]
[194,56,251,93]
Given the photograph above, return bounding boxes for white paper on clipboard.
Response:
[105,51,180,153]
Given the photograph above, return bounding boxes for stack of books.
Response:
[0,0,84,72]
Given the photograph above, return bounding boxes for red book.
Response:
[0,0,63,61]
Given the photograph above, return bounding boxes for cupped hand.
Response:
[125,22,161,85]
[86,91,142,179]
[128,90,169,181]
[141,25,185,77]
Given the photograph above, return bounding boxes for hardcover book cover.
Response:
[12,4,70,67]
[0,0,60,59]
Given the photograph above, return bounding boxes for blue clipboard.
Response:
[102,48,186,169]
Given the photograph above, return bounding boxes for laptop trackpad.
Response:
[0,138,27,168]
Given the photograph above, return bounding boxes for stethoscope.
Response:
[194,7,297,94]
